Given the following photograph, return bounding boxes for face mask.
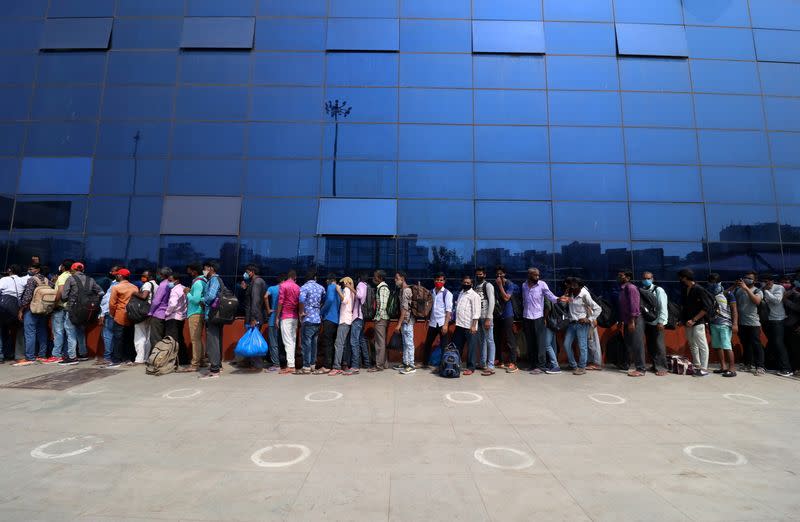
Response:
[202,269,210,277]
[27,271,35,277]
[434,281,444,289]
[711,283,722,294]
[168,282,175,289]
[743,278,754,286]
[243,272,251,281]
[462,284,472,291]
[642,279,653,288]
[782,283,792,290]
[476,276,485,283]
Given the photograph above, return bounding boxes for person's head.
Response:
[357,271,369,283]
[278,272,287,283]
[475,266,486,283]
[156,266,172,282]
[40,265,50,277]
[327,272,338,285]
[742,270,757,287]
[31,256,40,265]
[707,272,722,292]
[168,273,181,288]
[306,267,318,282]
[373,270,385,284]
[116,268,131,282]
[287,269,297,281]
[107,265,121,278]
[243,264,259,281]
[340,276,353,288]
[780,274,792,290]
[527,267,540,284]
[433,272,446,290]
[461,274,473,291]
[761,273,775,285]
[186,263,201,278]
[617,268,634,285]
[395,271,407,287]
[27,263,41,277]
[677,268,695,287]
[70,262,85,273]
[565,276,582,295]
[495,265,506,279]
[203,260,219,277]
[60,259,74,274]
[642,271,655,288]
[141,269,153,283]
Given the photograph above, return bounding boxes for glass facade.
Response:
[0,0,799,290]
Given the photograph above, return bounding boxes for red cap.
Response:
[71,262,84,271]
[116,268,131,277]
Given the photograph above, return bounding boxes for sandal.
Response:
[279,367,294,375]
[312,368,330,375]
[481,368,495,376]
[367,367,379,372]
[328,369,343,376]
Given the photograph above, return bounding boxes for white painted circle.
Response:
[31,436,103,460]
[304,391,343,402]
[445,392,484,404]
[474,447,535,470]
[162,388,203,400]
[67,388,107,396]
[683,445,747,466]
[588,393,627,405]
[722,393,769,405]
[251,444,311,468]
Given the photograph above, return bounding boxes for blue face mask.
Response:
[642,279,653,288]
[167,282,175,289]
[711,283,722,294]
[794,280,800,289]
[243,272,251,281]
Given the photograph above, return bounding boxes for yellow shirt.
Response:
[55,272,71,309]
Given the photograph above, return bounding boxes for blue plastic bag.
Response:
[428,346,443,367]
[234,327,269,358]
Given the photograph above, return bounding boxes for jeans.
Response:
[23,311,49,360]
[523,317,548,370]
[102,315,115,361]
[280,318,298,369]
[563,322,590,369]
[685,323,709,370]
[267,324,283,367]
[765,320,791,373]
[350,318,370,369]
[544,328,558,369]
[401,321,415,367]
[112,321,134,364]
[479,321,496,369]
[502,316,517,364]
[51,309,67,358]
[587,325,602,365]
[64,312,86,359]
[644,323,668,372]
[623,316,646,372]
[206,322,223,374]
[451,325,476,370]
[301,322,320,369]
[333,323,351,370]
[373,319,388,369]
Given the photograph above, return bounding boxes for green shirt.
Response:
[186,276,207,317]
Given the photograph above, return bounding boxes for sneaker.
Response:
[400,365,416,375]
[103,362,121,369]
[713,368,726,374]
[199,372,220,379]
[343,368,360,376]
[694,369,709,377]
[77,356,90,362]
[756,367,767,376]
[777,370,792,377]
[12,360,36,366]
[573,368,586,375]
[392,363,405,371]
[58,358,79,366]
[506,363,519,373]
[722,370,737,377]
[529,368,543,375]
[545,366,562,374]
[41,356,61,364]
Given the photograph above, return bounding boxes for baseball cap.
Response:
[116,268,131,277]
[71,262,84,271]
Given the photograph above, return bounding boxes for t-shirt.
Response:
[339,287,353,325]
[734,287,762,327]
[267,285,280,327]
[400,286,413,324]
[55,271,71,309]
[500,280,516,319]
[711,289,736,328]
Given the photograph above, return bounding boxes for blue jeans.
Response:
[268,324,282,367]
[350,318,369,369]
[301,322,320,369]
[563,322,590,369]
[51,310,67,358]
[24,311,49,360]
[102,315,115,361]
[545,328,558,369]
[479,321,496,369]
[64,312,87,359]
[401,321,415,366]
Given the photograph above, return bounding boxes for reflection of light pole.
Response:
[124,130,140,264]
[324,99,351,197]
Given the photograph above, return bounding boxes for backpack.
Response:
[511,292,523,320]
[605,331,628,370]
[30,278,57,315]
[638,287,659,323]
[757,290,770,325]
[665,301,681,330]
[546,300,570,332]
[410,283,433,319]
[439,343,461,378]
[590,292,614,328]
[146,336,180,375]
[698,286,719,322]
[361,284,377,321]
[208,277,238,325]
[669,354,694,376]
[0,276,23,324]
[125,295,150,324]
[386,287,401,320]
[68,275,101,326]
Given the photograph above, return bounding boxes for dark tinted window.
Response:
[13,196,87,232]
[20,158,92,195]
[160,236,238,276]
[476,201,551,239]
[180,17,255,49]
[41,18,113,51]
[475,239,555,281]
[708,243,783,281]
[706,204,779,242]
[161,196,241,235]
[87,196,130,233]
[632,242,709,281]
[241,237,318,276]
[398,200,474,238]
[555,240,633,282]
[398,238,475,281]
[240,197,317,237]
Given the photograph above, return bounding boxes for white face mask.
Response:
[202,269,210,277]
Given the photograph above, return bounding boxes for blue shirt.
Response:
[320,282,341,324]
[202,275,221,319]
[501,280,517,319]
[267,285,280,327]
[299,280,325,324]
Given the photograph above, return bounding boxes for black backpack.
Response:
[208,277,238,325]
[125,295,150,324]
[546,300,570,331]
[68,276,101,326]
[605,331,628,370]
[439,342,461,378]
[638,287,659,323]
[665,301,681,330]
[698,286,719,322]
[0,276,22,324]
[361,284,377,321]
[589,292,614,328]
[386,287,401,320]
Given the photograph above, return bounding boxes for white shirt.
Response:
[454,289,481,329]
[428,287,453,328]
[0,275,25,298]
[566,287,601,322]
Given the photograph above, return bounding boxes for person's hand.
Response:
[657,323,665,331]
[470,325,478,334]
[18,311,23,322]
[484,319,491,330]
[441,325,447,336]
[764,281,773,290]
[495,276,503,286]
[98,315,105,325]
[686,319,695,328]
[250,320,257,328]
[578,318,588,325]
[627,322,635,333]
[737,280,747,289]
[733,325,739,336]
[183,287,190,294]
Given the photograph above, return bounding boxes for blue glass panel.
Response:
[400,20,471,53]
[398,200,474,238]
[706,204,780,242]
[551,164,625,201]
[324,123,397,160]
[550,127,623,163]
[172,123,246,158]
[0,87,30,120]
[160,235,238,275]
[241,198,317,236]
[685,27,754,60]
[476,126,549,162]
[37,52,106,84]
[168,160,244,196]
[260,0,326,16]
[321,160,396,198]
[618,57,690,92]
[544,22,615,55]
[546,56,618,90]
[476,163,550,200]
[161,196,242,235]
[0,20,43,50]
[249,123,321,158]
[554,202,630,240]
[475,90,547,125]
[698,131,769,166]
[91,159,166,195]
[251,86,323,122]
[325,87,397,123]
[473,0,541,20]
[775,170,800,205]
[750,0,800,30]
[87,196,130,233]
[615,23,688,58]
[180,52,251,84]
[702,167,774,204]
[14,196,87,232]
[621,92,693,127]
[255,18,325,51]
[327,52,398,87]
[84,235,129,274]
[246,160,319,197]
[401,89,472,124]
[241,237,317,276]
[632,242,709,280]
[317,198,397,235]
[690,60,760,94]
[0,54,36,84]
[106,52,177,84]
[102,86,173,120]
[709,243,783,280]
[780,206,800,242]
[543,0,612,22]
[253,53,323,86]
[41,17,112,50]
[20,158,91,194]
[175,87,248,121]
[753,29,800,63]
[330,0,397,18]
[472,21,545,54]
[694,94,764,130]
[398,162,473,199]
[770,133,800,167]
[0,159,19,194]
[31,86,100,120]
[627,165,701,202]
[614,0,683,24]
[26,123,96,156]
[548,91,620,126]
[625,128,697,164]
[398,238,474,279]
[180,17,255,49]
[682,0,750,27]
[630,203,705,241]
[96,123,170,158]
[764,97,800,132]
[327,18,399,51]
[118,0,184,16]
[760,62,800,97]
[400,54,471,88]
[476,240,554,280]
[112,19,182,49]
[0,124,25,156]
[0,0,48,16]
[187,0,257,15]
[474,55,545,89]
[48,0,115,17]
[8,234,84,269]
[398,124,472,161]
[477,202,551,239]
[401,0,470,19]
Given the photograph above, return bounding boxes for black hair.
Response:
[495,265,506,274]
[203,260,220,273]
[678,268,695,281]
[618,268,634,280]
[475,266,486,274]
[434,272,445,279]
[326,272,338,282]
[61,259,74,272]
[7,264,22,276]
[29,263,41,271]
[760,272,775,281]
[287,269,297,279]
[245,264,260,275]
[186,263,202,275]
[395,271,407,281]
[373,270,386,282]
[707,272,721,283]
[306,267,318,280]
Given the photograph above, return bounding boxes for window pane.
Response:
[400,54,471,88]
[259,0,327,16]
[400,20,471,53]
[550,127,623,163]
[327,52,397,87]
[253,53,324,86]
[0,87,31,120]
[473,0,541,20]
[632,242,709,281]
[118,0,184,16]
[614,0,683,24]
[476,126,549,162]
[87,196,130,233]
[317,198,397,235]
[128,197,163,235]
[554,202,629,240]
[702,167,774,204]
[624,128,697,164]
[0,196,12,230]
[327,18,399,51]
[180,17,255,49]
[472,21,545,54]
[240,198,317,237]
[161,196,242,235]
[321,160,396,198]
[760,62,800,97]
[330,0,397,17]
[102,86,173,120]
[708,243,783,281]
[249,123,321,159]
[112,19,182,50]
[8,234,84,269]
[615,23,688,58]
[627,165,701,202]
[694,94,763,130]
[324,123,397,161]
[775,169,800,205]
[91,159,166,195]
[49,0,115,17]
[176,87,249,121]
[41,18,113,51]
[240,237,318,276]
[544,0,612,22]
[27,122,97,155]
[187,0,257,16]
[318,237,394,277]
[548,91,620,126]
[551,164,625,201]
[0,124,25,156]
[770,132,800,167]
[621,92,693,128]
[401,89,471,124]
[398,162,473,199]
[14,196,87,232]
[38,52,107,84]
[31,86,101,121]
[160,236,238,276]
[690,60,760,94]
[400,125,472,161]
[398,200,473,238]
[2,0,48,17]
[630,203,705,241]
[750,0,800,30]
[555,240,632,282]
[698,130,769,166]
[168,160,244,196]
[0,159,19,195]
[474,55,545,89]
[546,56,618,90]
[106,51,177,85]
[686,27,754,60]
[706,204,779,242]
[682,0,750,27]
[780,206,800,242]
[476,240,555,281]
[764,97,800,132]
[476,163,549,200]
[0,54,37,85]
[401,0,470,18]
[475,90,547,125]
[544,22,615,55]
[619,57,690,92]
[254,18,325,51]
[477,201,551,239]
[96,122,170,158]
[172,123,246,158]
[20,158,91,194]
[0,20,43,51]
[245,160,320,197]
[180,52,251,84]
[326,87,396,123]
[398,238,474,281]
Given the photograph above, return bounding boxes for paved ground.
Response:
[1,362,799,522]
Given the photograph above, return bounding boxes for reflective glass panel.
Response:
[690,60,760,94]
[706,204,780,242]
[14,196,87,232]
[685,27,755,60]
[546,56,618,90]
[618,57,690,92]
[476,163,550,200]
[175,87,249,121]
[544,0,612,22]
[245,160,320,197]
[327,53,398,87]
[255,18,326,51]
[764,97,800,132]
[550,127,624,163]
[398,238,475,281]
[400,89,472,124]
[168,160,244,196]
[400,20,471,53]
[251,86,323,122]
[551,164,626,201]
[160,235,238,275]
[544,22,615,55]
[775,170,800,205]
[621,92,693,128]
[400,125,472,161]
[702,167,775,204]
[472,21,545,54]
[240,237,318,276]
[630,203,706,241]
[41,18,113,51]
[187,0,257,16]
[398,200,474,238]
[614,0,683,24]
[624,128,698,165]
[317,198,397,235]
[249,123,321,159]
[321,160,396,198]
[87,196,130,233]
[476,126,549,163]
[91,159,166,195]
[475,90,547,125]
[180,17,255,49]
[180,52,251,84]
[398,162,473,199]
[161,196,242,235]
[240,198,318,237]
[20,157,92,194]
[330,0,397,17]
[694,94,764,130]
[627,165,701,202]
[476,201,551,239]
[554,202,630,240]
[759,62,800,97]
[475,240,555,281]
[750,0,800,30]
[632,242,709,280]
[253,53,324,86]
[698,131,770,167]
[112,19,182,49]
[473,0,541,20]
[615,23,688,58]
[324,123,397,161]
[554,240,632,282]
[172,123,246,158]
[548,91,620,126]
[682,0,750,27]
[102,86,173,120]
[38,52,107,84]
[106,51,177,84]
[474,55,545,89]
[708,243,783,281]
[326,18,399,51]
[400,54,471,88]
[770,133,800,167]
[401,0,470,18]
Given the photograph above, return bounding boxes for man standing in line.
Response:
[183,263,207,372]
[707,273,738,377]
[521,267,558,374]
[276,270,301,375]
[96,265,121,365]
[678,268,710,377]
[329,276,354,376]
[641,271,669,376]
[733,271,765,375]
[474,266,496,373]
[147,267,173,354]
[107,268,138,369]
[51,259,74,363]
[316,273,339,374]
[298,268,325,375]
[265,273,286,372]
[240,264,266,372]
[495,266,519,373]
[60,262,103,365]
[346,272,370,375]
[200,261,224,379]
[396,271,417,375]
[618,269,646,377]
[761,274,792,377]
[370,270,391,372]
[12,263,52,366]
[135,270,157,364]
[421,272,452,371]
[450,274,481,376]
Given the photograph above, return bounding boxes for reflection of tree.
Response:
[429,245,461,274]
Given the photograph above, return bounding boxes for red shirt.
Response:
[278,279,300,320]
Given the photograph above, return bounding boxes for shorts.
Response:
[709,324,732,350]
